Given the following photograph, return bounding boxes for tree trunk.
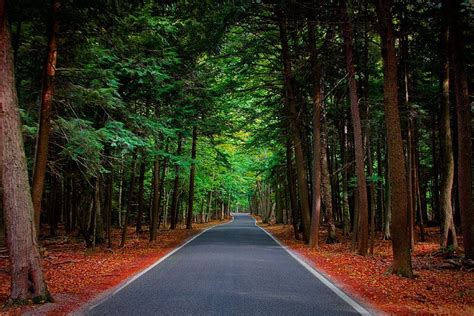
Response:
[342,121,351,236]
[341,0,369,255]
[375,0,413,277]
[120,150,137,247]
[186,126,197,229]
[31,0,60,236]
[277,9,311,242]
[136,157,146,233]
[430,109,441,223]
[383,146,391,240]
[307,17,322,248]
[150,143,161,241]
[0,6,51,302]
[286,141,300,240]
[439,0,457,249]
[105,172,113,248]
[117,156,124,228]
[450,0,473,260]
[170,137,182,230]
[367,140,377,255]
[376,139,385,231]
[321,121,337,243]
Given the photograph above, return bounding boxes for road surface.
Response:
[87,214,369,315]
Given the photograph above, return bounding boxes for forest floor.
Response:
[0,219,228,315]
[257,218,474,315]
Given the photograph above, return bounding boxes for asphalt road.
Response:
[87,214,369,316]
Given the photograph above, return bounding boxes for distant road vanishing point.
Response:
[87,214,370,316]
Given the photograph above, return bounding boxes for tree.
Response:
[186,126,198,229]
[170,137,183,230]
[150,141,162,241]
[439,0,456,249]
[449,0,473,260]
[0,1,51,302]
[375,0,413,277]
[307,15,322,249]
[31,0,60,235]
[277,6,311,243]
[340,0,369,255]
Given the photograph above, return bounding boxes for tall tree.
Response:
[307,16,322,249]
[449,0,473,260]
[340,0,369,256]
[170,136,183,230]
[31,0,60,235]
[150,143,161,241]
[375,0,413,277]
[120,150,138,247]
[439,0,457,249]
[0,1,51,302]
[186,126,198,229]
[277,6,311,242]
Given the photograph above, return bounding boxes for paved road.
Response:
[87,214,369,315]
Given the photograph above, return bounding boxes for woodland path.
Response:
[86,214,370,315]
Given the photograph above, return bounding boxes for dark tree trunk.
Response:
[439,0,457,249]
[170,137,182,230]
[120,150,138,247]
[375,0,413,277]
[307,17,322,248]
[186,126,197,229]
[277,8,311,242]
[150,143,161,241]
[342,120,351,236]
[136,158,146,233]
[341,0,369,255]
[383,144,391,240]
[450,0,473,260]
[321,121,337,244]
[367,141,377,255]
[431,109,441,223]
[31,0,60,236]
[286,141,300,240]
[105,172,113,248]
[0,5,51,302]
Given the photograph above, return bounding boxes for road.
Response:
[87,214,369,315]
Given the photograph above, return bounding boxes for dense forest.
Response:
[0,0,472,307]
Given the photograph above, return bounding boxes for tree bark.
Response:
[383,145,391,240]
[439,0,457,249]
[342,121,351,236]
[286,140,300,240]
[321,121,337,243]
[307,17,322,248]
[170,137,182,230]
[277,8,311,242]
[105,172,113,248]
[340,0,369,255]
[0,4,51,302]
[31,0,60,236]
[120,150,137,247]
[375,0,413,277]
[450,0,473,260]
[186,126,197,229]
[150,143,161,241]
[136,157,146,233]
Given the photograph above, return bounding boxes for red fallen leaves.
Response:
[0,220,226,315]
[263,223,474,315]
